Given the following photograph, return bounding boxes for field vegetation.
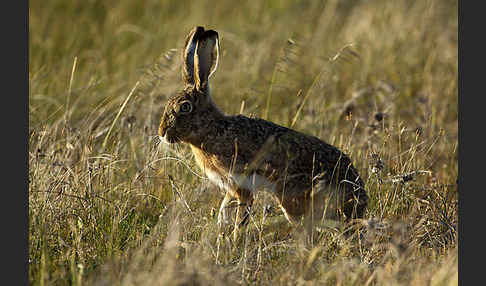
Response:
[29,0,458,285]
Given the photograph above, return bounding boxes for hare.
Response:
[159,26,368,240]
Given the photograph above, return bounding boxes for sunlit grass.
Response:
[29,0,457,285]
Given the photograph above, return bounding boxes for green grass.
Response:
[29,0,458,285]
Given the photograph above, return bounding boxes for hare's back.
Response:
[222,115,363,187]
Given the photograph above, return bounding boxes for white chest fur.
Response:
[206,170,276,193]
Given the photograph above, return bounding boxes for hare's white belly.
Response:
[206,170,276,193]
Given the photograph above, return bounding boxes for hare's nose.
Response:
[158,134,170,145]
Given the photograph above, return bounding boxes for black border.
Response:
[459,0,476,285]
[8,0,29,284]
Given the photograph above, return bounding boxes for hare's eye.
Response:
[179,101,192,113]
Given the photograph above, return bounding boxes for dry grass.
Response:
[29,0,457,285]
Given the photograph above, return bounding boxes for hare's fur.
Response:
[159,26,368,240]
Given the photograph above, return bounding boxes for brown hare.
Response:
[159,26,368,240]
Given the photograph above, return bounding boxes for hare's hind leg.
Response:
[274,190,308,225]
[276,185,340,240]
[340,184,368,220]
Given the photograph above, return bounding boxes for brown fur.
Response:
[159,26,368,240]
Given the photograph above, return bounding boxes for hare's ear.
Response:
[194,30,220,92]
[182,26,205,86]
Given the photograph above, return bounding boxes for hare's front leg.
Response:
[217,191,233,226]
[233,189,254,241]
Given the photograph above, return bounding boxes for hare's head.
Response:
[159,26,222,144]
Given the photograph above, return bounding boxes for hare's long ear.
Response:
[194,30,220,92]
[182,26,205,86]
